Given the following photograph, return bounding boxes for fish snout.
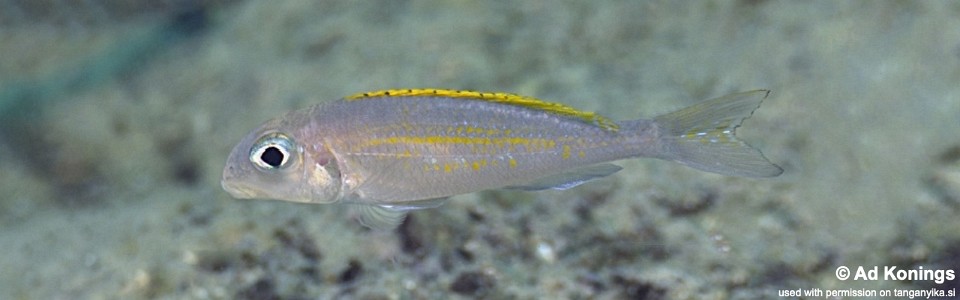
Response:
[221,165,255,199]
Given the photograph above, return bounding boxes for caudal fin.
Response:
[653,90,783,177]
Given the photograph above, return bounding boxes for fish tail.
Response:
[652,90,783,177]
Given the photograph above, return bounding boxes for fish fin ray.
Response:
[345,88,618,131]
[343,157,411,202]
[355,204,408,230]
[382,198,449,211]
[653,90,783,177]
[507,163,622,191]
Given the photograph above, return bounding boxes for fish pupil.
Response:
[260,146,285,168]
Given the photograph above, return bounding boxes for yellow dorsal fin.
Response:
[344,88,618,131]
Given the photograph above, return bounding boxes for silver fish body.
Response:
[222,89,782,229]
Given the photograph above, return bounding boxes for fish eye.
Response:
[250,133,297,171]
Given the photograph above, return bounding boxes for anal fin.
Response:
[507,163,622,191]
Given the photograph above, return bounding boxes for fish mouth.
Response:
[221,180,259,199]
[221,164,258,199]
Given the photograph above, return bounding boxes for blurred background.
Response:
[1,1,959,299]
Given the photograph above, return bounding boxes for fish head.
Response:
[222,117,342,204]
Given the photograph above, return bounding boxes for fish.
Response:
[221,88,782,229]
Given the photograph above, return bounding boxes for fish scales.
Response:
[319,96,653,202]
[222,89,782,229]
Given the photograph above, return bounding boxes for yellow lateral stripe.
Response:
[356,136,559,149]
[345,88,619,131]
